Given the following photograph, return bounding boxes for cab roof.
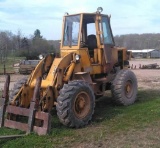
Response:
[64,12,108,17]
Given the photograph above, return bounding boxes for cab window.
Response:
[63,15,80,46]
[87,23,96,36]
[101,17,114,45]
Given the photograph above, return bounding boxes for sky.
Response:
[0,0,160,40]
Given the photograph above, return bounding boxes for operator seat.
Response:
[87,34,97,57]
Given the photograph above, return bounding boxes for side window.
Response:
[87,23,96,36]
[63,15,80,46]
[101,17,114,45]
[72,22,80,45]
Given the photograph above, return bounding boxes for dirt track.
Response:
[130,59,160,90]
[0,74,27,91]
[0,59,160,91]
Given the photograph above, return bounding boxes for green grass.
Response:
[0,57,24,74]
[0,89,160,147]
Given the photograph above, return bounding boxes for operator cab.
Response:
[61,7,115,66]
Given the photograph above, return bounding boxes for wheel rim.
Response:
[74,91,90,119]
[125,80,133,98]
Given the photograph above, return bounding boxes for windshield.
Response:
[63,15,80,46]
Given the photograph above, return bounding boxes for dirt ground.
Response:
[130,58,160,68]
[130,59,160,90]
[0,58,160,91]
[0,74,27,91]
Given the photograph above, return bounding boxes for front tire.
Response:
[56,80,95,128]
[111,70,137,106]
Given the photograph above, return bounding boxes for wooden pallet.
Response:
[0,76,51,135]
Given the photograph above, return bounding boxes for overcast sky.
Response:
[0,0,160,40]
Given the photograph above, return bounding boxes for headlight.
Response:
[39,54,44,60]
[97,7,103,13]
[75,54,80,61]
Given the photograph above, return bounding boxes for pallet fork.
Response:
[0,75,51,136]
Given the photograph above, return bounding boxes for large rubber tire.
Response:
[111,70,137,106]
[56,80,95,128]
[9,77,28,102]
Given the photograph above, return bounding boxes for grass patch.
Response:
[0,89,160,147]
[0,57,24,74]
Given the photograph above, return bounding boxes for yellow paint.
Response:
[63,61,76,82]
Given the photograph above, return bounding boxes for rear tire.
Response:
[56,80,95,128]
[111,70,137,106]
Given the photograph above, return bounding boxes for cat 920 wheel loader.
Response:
[0,7,137,135]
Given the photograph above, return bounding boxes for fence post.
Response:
[3,63,6,75]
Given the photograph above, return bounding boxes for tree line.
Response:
[47,33,160,51]
[0,29,57,63]
[114,33,160,50]
[1,30,160,63]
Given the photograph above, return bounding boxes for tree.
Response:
[0,31,11,63]
[31,29,52,56]
[21,37,29,49]
[33,29,42,39]
[31,38,50,53]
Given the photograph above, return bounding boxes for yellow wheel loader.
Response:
[0,7,137,135]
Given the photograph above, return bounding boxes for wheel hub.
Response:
[74,91,90,119]
[125,80,133,98]
[76,97,85,109]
